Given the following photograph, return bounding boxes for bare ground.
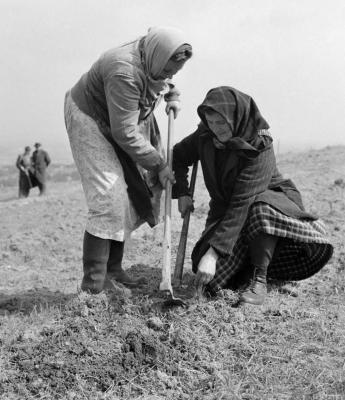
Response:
[0,146,344,399]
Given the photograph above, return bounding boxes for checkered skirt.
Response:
[208,203,334,291]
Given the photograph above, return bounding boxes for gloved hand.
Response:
[178,195,194,218]
[164,87,181,119]
[195,247,218,293]
[158,164,175,187]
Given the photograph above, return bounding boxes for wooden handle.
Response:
[173,160,198,285]
[160,110,174,293]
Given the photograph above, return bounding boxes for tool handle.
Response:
[160,109,174,293]
[173,160,198,285]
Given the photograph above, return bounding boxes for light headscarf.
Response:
[142,26,191,94]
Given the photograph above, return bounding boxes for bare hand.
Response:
[165,101,181,119]
[158,165,175,187]
[195,247,218,293]
[178,195,194,218]
[164,87,181,119]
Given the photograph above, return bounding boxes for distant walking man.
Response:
[16,146,33,198]
[31,142,51,195]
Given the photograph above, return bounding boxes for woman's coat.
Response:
[172,87,316,268]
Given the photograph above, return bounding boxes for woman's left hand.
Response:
[195,247,218,292]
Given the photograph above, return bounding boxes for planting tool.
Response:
[173,160,198,286]
[159,109,186,307]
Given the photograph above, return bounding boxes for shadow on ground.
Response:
[0,195,19,203]
[0,288,74,315]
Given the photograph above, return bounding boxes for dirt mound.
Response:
[6,293,166,397]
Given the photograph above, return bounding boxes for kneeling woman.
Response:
[172,86,333,305]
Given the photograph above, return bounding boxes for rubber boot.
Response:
[81,231,109,294]
[240,264,268,305]
[105,240,146,288]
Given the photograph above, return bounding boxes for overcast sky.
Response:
[0,0,344,164]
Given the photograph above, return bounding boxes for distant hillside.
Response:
[2,145,344,190]
[0,163,80,188]
[0,142,74,167]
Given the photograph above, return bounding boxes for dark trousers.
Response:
[37,182,47,195]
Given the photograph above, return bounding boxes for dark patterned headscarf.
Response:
[197,86,272,154]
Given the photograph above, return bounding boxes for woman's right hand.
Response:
[195,247,218,293]
[178,195,194,218]
[158,165,175,187]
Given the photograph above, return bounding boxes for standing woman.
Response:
[173,86,333,305]
[16,146,32,198]
[64,27,192,294]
